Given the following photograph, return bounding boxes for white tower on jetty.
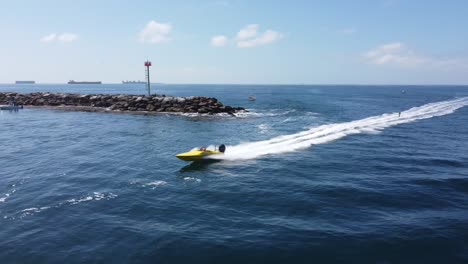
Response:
[144,60,152,96]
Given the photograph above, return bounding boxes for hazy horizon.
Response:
[2,82,468,86]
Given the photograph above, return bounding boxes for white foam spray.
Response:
[211,97,468,160]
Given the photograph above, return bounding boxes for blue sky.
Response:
[1,0,467,84]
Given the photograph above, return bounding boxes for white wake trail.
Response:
[215,97,468,160]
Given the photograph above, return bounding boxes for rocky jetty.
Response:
[0,92,246,115]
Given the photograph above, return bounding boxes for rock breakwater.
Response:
[0,92,246,115]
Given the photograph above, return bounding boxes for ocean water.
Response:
[1,84,468,263]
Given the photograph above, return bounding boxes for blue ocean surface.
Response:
[1,84,467,263]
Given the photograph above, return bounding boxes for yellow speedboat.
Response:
[176,145,225,161]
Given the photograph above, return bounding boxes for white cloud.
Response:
[236,24,259,41]
[364,42,467,70]
[364,42,427,67]
[40,33,57,43]
[209,24,282,49]
[235,24,282,48]
[211,35,228,47]
[237,30,283,48]
[57,33,78,43]
[40,33,78,43]
[139,20,172,44]
[342,27,357,35]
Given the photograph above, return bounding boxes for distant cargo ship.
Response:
[68,80,102,84]
[122,80,146,84]
[15,80,35,84]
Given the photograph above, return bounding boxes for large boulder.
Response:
[198,107,212,114]
[146,104,156,111]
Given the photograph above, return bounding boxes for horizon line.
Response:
[1,83,468,86]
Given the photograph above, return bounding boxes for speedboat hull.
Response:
[176,149,223,161]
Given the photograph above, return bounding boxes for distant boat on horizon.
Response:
[15,80,35,84]
[122,80,146,84]
[68,80,102,85]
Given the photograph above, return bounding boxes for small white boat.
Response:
[248,96,256,101]
[0,104,23,110]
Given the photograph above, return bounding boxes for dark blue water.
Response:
[1,84,468,263]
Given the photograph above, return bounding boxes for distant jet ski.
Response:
[176,144,226,161]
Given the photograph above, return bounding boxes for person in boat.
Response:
[218,144,226,153]
[198,144,226,153]
[9,98,18,107]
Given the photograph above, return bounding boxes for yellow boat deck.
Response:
[176,149,223,161]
